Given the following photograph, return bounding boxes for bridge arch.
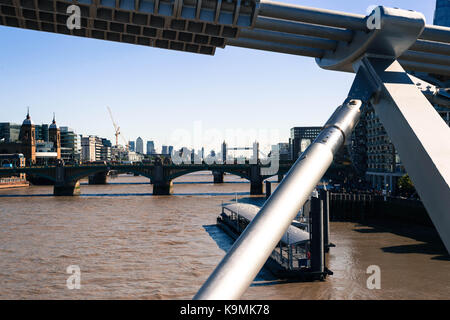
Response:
[23,170,58,183]
[167,168,250,181]
[0,159,11,166]
[0,158,23,167]
[67,167,154,183]
[67,167,110,183]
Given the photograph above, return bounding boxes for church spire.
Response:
[22,107,33,125]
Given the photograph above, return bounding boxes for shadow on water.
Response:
[382,243,447,256]
[219,196,266,208]
[202,224,299,286]
[353,227,386,234]
[0,194,54,197]
[352,219,449,260]
[203,224,235,253]
[79,192,251,197]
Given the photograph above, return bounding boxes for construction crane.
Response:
[107,106,129,151]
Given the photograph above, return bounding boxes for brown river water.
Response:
[0,172,448,299]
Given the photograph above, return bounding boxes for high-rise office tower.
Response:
[146,140,155,155]
[136,137,143,154]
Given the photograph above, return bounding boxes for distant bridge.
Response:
[0,161,299,195]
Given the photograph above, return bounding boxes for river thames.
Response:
[0,172,448,299]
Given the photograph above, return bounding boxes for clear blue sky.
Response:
[0,0,437,153]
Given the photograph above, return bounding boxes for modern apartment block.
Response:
[0,122,21,142]
[35,124,49,142]
[289,127,322,160]
[81,136,96,162]
[60,127,81,163]
[100,138,112,161]
[81,136,112,162]
[351,96,450,193]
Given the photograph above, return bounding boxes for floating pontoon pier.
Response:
[217,202,331,280]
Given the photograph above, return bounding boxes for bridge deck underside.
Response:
[0,0,257,55]
[1,0,449,75]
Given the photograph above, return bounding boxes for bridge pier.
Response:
[152,164,172,195]
[212,170,224,183]
[265,181,272,199]
[153,180,173,195]
[249,165,264,195]
[250,181,263,195]
[88,172,107,184]
[54,180,80,196]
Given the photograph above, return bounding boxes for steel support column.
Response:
[356,57,450,253]
[310,196,324,275]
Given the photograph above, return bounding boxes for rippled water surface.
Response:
[0,172,448,299]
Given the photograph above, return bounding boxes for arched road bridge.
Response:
[0,161,296,195]
[1,0,450,295]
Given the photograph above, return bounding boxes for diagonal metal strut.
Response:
[194,98,364,300]
[356,57,450,254]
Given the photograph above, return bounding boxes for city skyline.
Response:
[0,1,437,152]
[1,112,167,154]
[1,110,284,154]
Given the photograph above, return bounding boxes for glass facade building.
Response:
[434,0,450,27]
[289,127,322,160]
[146,140,155,155]
[60,127,81,163]
[0,122,21,142]
[35,124,49,142]
[136,137,143,154]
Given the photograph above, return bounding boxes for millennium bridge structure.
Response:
[1,0,449,298]
[0,161,296,195]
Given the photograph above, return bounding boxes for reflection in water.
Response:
[0,194,54,197]
[0,172,448,299]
